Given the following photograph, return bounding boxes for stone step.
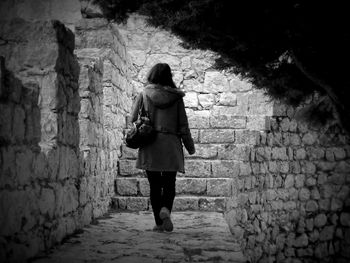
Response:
[118,159,243,178]
[111,196,229,212]
[115,177,234,197]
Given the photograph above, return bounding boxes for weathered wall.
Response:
[0,7,133,262]
[74,18,134,218]
[0,19,82,260]
[114,14,273,212]
[226,97,350,262]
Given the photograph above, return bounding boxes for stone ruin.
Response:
[0,1,349,262]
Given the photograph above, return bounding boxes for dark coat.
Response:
[130,84,195,173]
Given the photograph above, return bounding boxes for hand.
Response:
[188,149,195,155]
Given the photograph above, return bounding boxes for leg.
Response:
[146,170,163,226]
[161,171,177,212]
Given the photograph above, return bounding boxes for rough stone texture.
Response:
[75,17,134,220]
[225,98,350,262]
[0,14,133,262]
[0,20,81,261]
[114,15,273,215]
[31,211,246,263]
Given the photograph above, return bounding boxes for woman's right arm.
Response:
[178,98,195,155]
[130,93,143,123]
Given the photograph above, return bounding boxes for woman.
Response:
[130,63,195,232]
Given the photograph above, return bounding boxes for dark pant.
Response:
[146,170,177,226]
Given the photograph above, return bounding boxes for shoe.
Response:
[153,225,164,232]
[159,207,173,232]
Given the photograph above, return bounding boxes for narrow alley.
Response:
[32,211,247,263]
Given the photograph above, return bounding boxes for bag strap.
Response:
[141,91,150,117]
[137,94,144,117]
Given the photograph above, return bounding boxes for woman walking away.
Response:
[130,63,195,232]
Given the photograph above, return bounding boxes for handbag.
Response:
[125,92,156,149]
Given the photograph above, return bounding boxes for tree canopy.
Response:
[94,0,350,132]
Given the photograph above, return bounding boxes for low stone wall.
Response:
[225,98,350,262]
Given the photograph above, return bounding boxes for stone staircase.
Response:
[111,144,242,212]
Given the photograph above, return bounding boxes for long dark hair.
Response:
[147,63,177,89]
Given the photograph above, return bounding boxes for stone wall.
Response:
[225,97,350,262]
[114,14,273,211]
[74,18,134,218]
[0,15,133,261]
[0,19,82,260]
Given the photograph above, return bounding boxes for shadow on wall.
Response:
[0,19,89,261]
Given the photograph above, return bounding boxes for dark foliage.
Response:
[94,0,350,132]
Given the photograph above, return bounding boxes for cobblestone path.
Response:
[32,211,247,263]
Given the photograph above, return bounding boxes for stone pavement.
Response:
[32,211,247,263]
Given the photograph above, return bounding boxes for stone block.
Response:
[186,144,217,159]
[176,178,206,195]
[340,213,350,227]
[207,178,232,196]
[198,93,215,108]
[239,162,252,176]
[210,115,246,129]
[187,110,210,128]
[294,148,306,160]
[299,188,311,201]
[246,115,270,131]
[270,200,284,210]
[306,147,325,160]
[228,74,253,91]
[173,197,198,211]
[314,214,327,228]
[203,71,229,93]
[116,178,138,196]
[330,198,343,211]
[211,160,240,178]
[271,147,288,160]
[119,159,143,176]
[138,178,150,196]
[319,226,335,241]
[0,56,5,98]
[218,144,250,161]
[198,197,225,212]
[217,92,237,106]
[293,233,308,248]
[212,104,248,116]
[182,78,202,92]
[13,106,25,142]
[306,200,318,212]
[295,174,305,188]
[284,174,294,188]
[183,92,198,108]
[183,160,211,177]
[235,130,260,145]
[38,188,55,218]
[15,148,33,186]
[302,132,317,145]
[199,129,235,143]
[0,103,13,142]
[126,197,149,211]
